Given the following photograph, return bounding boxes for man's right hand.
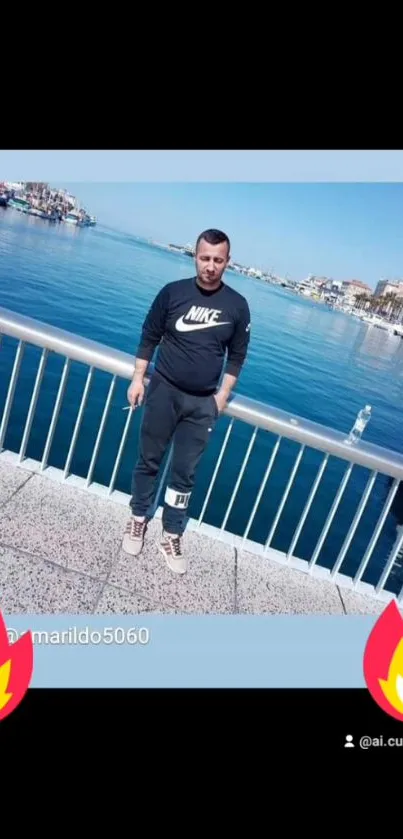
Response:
[127,377,145,409]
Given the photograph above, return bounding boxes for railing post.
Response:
[0,340,25,451]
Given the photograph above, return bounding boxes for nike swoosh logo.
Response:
[175,316,231,332]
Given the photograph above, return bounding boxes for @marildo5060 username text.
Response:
[7,626,150,646]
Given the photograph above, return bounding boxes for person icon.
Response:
[344,734,354,748]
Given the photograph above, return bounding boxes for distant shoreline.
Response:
[3,205,403,340]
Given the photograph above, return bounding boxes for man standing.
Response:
[122,228,251,573]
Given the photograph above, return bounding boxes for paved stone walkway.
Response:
[0,459,395,615]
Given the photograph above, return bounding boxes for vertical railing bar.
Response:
[0,340,25,451]
[375,519,403,594]
[308,461,354,570]
[86,375,117,487]
[40,357,71,471]
[287,452,329,560]
[18,348,49,462]
[151,442,173,515]
[330,470,378,578]
[197,418,234,527]
[108,405,134,495]
[220,425,258,532]
[63,366,95,479]
[242,435,282,544]
[353,478,400,585]
[264,444,305,552]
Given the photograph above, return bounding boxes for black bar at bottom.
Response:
[1,689,402,756]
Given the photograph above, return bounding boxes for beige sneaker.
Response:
[158,531,187,574]
[122,516,147,555]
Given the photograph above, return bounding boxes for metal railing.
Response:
[1,305,403,603]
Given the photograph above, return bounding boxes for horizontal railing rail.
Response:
[2,306,403,479]
[1,305,402,603]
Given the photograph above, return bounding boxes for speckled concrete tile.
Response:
[109,519,236,613]
[0,473,128,579]
[95,584,177,614]
[338,588,401,615]
[0,461,32,507]
[0,545,103,613]
[237,550,345,614]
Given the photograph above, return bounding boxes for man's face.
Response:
[195,238,229,287]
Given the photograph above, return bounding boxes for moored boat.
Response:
[63,210,90,226]
[8,197,31,213]
[28,206,58,221]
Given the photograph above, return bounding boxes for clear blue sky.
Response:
[55,182,403,290]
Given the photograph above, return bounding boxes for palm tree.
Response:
[353,292,371,311]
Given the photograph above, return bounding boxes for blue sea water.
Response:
[1,208,403,594]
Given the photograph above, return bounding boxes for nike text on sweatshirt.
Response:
[135,277,251,395]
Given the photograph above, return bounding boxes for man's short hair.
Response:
[195,228,230,256]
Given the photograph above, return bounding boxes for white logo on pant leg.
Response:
[175,305,230,332]
[165,487,191,509]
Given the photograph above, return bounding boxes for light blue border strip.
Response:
[4,615,371,688]
[2,150,403,181]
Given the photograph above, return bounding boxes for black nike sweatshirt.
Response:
[135,276,251,395]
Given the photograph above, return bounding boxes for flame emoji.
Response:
[363,600,403,722]
[0,610,34,722]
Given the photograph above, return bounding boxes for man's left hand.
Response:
[214,390,229,414]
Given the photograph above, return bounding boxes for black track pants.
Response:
[130,372,219,534]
